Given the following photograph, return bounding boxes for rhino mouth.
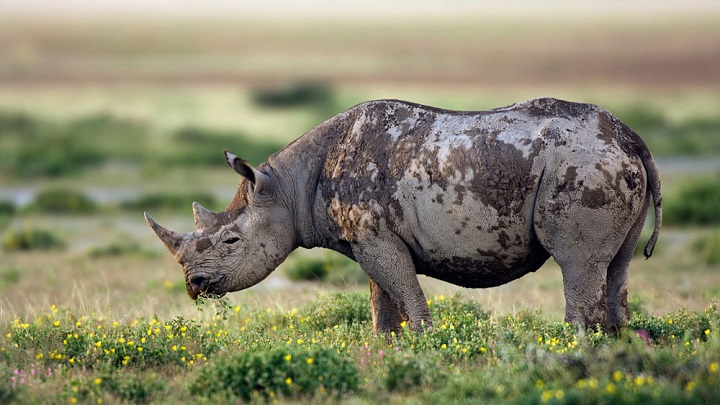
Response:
[185,273,226,300]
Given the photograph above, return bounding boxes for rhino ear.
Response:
[192,201,221,231]
[223,150,270,194]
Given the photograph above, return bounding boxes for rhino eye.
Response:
[223,237,240,245]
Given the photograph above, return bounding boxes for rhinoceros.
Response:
[145,97,661,333]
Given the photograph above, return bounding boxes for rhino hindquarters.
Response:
[534,185,646,331]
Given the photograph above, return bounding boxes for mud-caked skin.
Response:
[145,97,662,335]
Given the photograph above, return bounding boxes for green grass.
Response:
[0,294,718,404]
[664,176,720,227]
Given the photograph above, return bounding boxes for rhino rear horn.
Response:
[144,212,187,256]
[192,201,221,231]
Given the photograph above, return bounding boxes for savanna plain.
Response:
[1,10,720,404]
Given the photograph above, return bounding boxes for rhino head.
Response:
[145,151,297,300]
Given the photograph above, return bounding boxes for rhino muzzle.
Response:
[185,271,227,300]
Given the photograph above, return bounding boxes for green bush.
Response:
[2,225,65,251]
[616,105,667,133]
[251,81,335,108]
[0,200,15,216]
[0,111,146,178]
[384,351,446,392]
[86,241,158,259]
[168,126,282,167]
[694,229,720,266]
[297,292,371,331]
[103,371,165,404]
[121,192,219,213]
[190,346,359,401]
[30,188,98,214]
[286,254,366,284]
[664,176,720,226]
[0,267,22,289]
[0,362,22,403]
[615,104,720,156]
[286,257,328,281]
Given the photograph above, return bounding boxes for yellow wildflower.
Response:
[306,357,314,364]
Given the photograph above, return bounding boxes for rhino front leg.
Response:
[352,236,432,333]
[369,279,408,335]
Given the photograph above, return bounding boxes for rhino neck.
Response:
[264,109,356,250]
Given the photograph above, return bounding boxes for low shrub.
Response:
[615,105,720,156]
[664,176,720,226]
[384,351,446,392]
[121,192,219,213]
[86,241,158,259]
[297,292,371,331]
[2,225,65,251]
[0,267,22,289]
[694,229,720,266]
[286,253,366,284]
[0,200,15,216]
[251,81,335,108]
[286,257,327,281]
[103,371,166,404]
[0,111,146,178]
[168,126,282,167]
[29,188,98,214]
[0,362,22,403]
[190,346,359,401]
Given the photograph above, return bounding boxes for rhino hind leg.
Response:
[352,235,432,334]
[369,279,409,335]
[555,256,611,330]
[606,196,651,332]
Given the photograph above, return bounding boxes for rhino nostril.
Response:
[189,274,208,291]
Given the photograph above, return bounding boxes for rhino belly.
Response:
[413,243,550,288]
[399,189,550,288]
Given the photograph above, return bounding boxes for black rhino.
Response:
[146,97,661,333]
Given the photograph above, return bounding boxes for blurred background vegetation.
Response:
[0,1,719,321]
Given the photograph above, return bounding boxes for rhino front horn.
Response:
[192,202,220,231]
[144,212,187,256]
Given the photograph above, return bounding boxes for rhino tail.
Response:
[637,138,662,259]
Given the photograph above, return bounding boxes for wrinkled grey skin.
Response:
[146,98,662,334]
